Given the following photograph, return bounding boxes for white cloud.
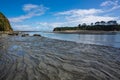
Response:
[9,4,48,23]
[12,24,35,31]
[77,15,118,24]
[23,4,39,11]
[9,2,120,31]
[26,15,118,31]
[12,23,45,31]
[55,9,103,17]
[101,0,114,6]
[13,7,119,31]
[12,15,119,31]
[36,22,66,31]
[12,22,72,31]
[36,15,118,30]
[101,0,120,11]
[55,8,118,25]
[10,14,32,23]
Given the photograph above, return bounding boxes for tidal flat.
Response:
[0,36,120,80]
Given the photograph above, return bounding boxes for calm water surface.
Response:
[25,31,120,48]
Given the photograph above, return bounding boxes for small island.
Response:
[53,21,120,34]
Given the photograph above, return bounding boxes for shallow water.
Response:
[24,31,120,48]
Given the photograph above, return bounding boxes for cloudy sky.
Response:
[0,0,120,31]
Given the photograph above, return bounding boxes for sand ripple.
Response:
[0,36,120,80]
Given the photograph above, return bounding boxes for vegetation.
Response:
[0,12,13,31]
[53,27,79,31]
[53,21,120,31]
[77,25,120,31]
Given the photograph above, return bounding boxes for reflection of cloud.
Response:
[78,35,116,47]
[9,4,48,23]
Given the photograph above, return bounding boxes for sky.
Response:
[0,0,120,31]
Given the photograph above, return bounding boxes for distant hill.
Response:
[0,12,13,31]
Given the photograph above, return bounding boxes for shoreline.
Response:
[0,34,119,49]
[1,31,120,49]
[53,30,120,34]
[1,30,120,35]
[0,36,120,80]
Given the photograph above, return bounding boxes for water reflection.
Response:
[25,32,120,48]
[79,35,116,46]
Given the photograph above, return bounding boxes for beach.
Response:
[0,35,120,80]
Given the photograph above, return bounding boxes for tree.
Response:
[82,23,87,26]
[101,21,106,25]
[95,21,100,25]
[91,23,93,26]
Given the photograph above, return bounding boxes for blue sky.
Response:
[0,0,120,31]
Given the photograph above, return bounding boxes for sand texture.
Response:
[0,36,120,80]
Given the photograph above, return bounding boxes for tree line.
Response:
[53,21,120,31]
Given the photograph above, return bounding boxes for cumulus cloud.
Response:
[9,4,48,23]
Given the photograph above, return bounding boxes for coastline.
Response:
[0,35,120,80]
[53,30,120,34]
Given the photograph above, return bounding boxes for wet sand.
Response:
[0,36,120,80]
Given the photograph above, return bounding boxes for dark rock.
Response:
[21,34,29,37]
[33,34,41,37]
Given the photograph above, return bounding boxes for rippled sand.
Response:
[0,36,120,80]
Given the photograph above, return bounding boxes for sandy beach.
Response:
[0,35,120,80]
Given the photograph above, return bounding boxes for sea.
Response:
[23,31,120,48]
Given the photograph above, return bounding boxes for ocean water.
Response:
[24,31,120,48]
